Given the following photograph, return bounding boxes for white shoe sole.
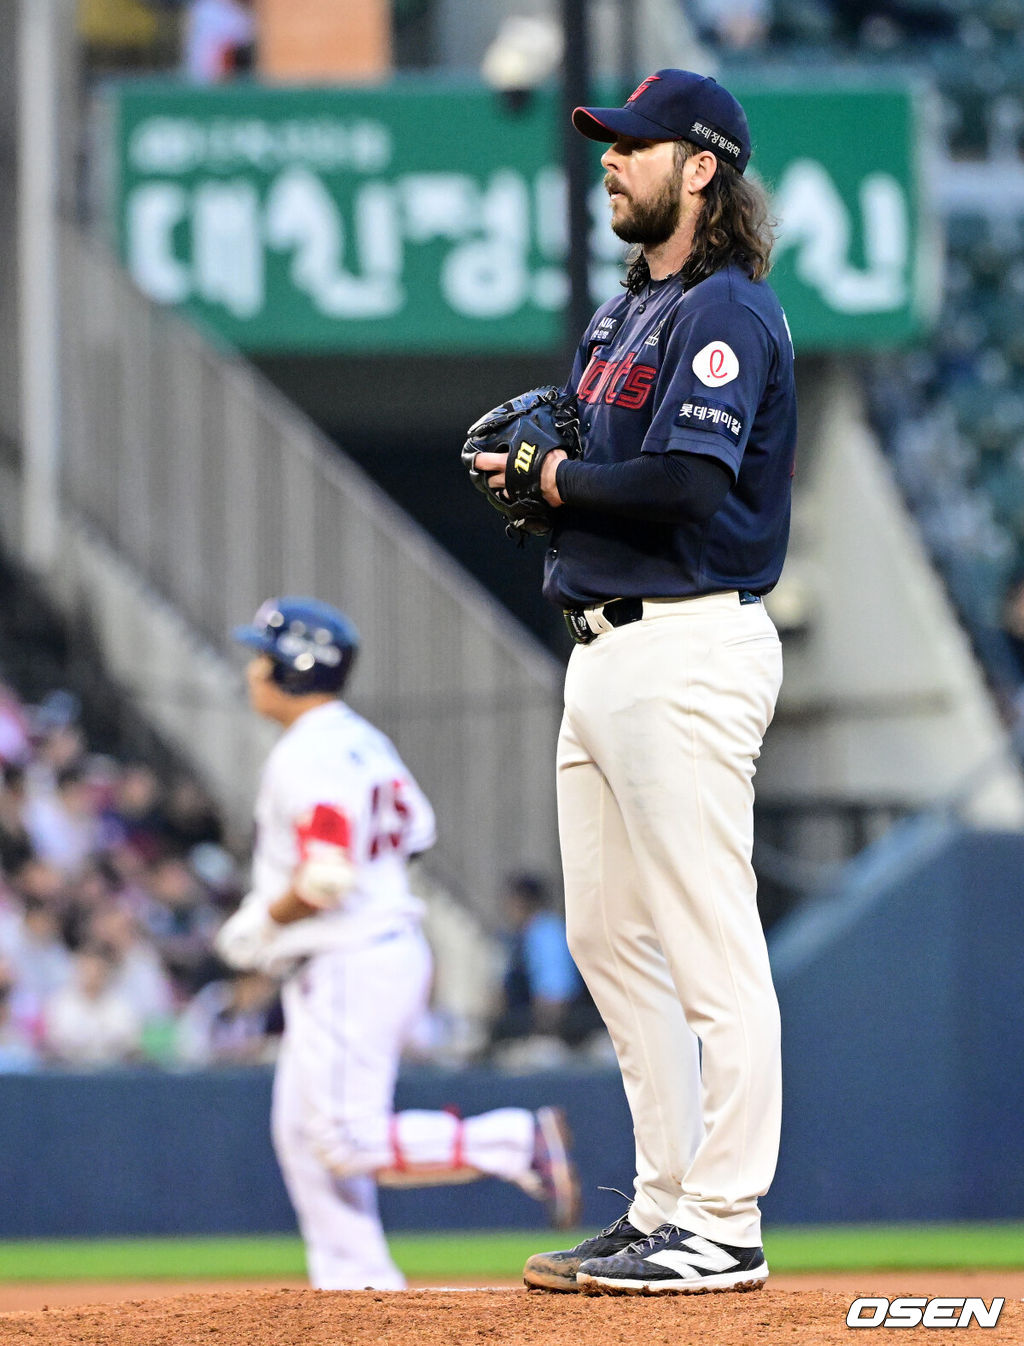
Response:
[576,1265,769,1296]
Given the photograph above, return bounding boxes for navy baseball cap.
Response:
[573,69,751,173]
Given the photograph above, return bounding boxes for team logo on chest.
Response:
[578,350,657,409]
[692,340,740,387]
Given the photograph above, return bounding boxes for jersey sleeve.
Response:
[289,762,436,864]
[642,299,775,479]
[396,772,437,856]
[272,759,361,864]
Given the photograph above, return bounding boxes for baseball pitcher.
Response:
[465,70,795,1295]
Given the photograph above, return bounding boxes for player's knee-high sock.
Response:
[375,1107,535,1185]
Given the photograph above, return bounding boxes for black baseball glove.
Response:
[462,386,582,542]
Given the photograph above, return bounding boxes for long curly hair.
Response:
[624,141,776,294]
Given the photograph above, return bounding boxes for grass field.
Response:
[1,1223,1023,1283]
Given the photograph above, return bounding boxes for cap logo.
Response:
[627,74,661,103]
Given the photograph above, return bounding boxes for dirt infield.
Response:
[1,1277,1022,1345]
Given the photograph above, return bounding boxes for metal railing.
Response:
[58,225,564,919]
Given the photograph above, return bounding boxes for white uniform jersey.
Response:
[245,700,435,960]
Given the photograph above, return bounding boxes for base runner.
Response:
[216,596,579,1289]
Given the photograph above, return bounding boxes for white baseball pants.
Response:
[557,592,784,1249]
[272,926,537,1289]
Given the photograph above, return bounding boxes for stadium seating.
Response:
[719,3,1024,707]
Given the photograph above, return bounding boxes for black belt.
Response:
[563,591,762,646]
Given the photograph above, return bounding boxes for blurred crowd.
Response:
[75,0,973,83]
[0,678,612,1076]
[0,683,282,1073]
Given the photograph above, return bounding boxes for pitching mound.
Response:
[1,1285,1021,1345]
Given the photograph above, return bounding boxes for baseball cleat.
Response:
[523,1211,647,1292]
[575,1225,768,1295]
[513,1106,581,1232]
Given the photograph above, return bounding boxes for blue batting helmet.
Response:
[233,597,359,696]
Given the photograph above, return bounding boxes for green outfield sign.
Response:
[108,78,934,354]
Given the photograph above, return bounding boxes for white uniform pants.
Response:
[272,926,536,1289]
[557,593,783,1249]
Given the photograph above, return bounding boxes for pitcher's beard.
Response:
[609,166,684,247]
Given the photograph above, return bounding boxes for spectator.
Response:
[188,841,243,913]
[0,765,35,874]
[108,764,170,861]
[176,968,281,1065]
[0,877,21,963]
[105,835,154,894]
[0,959,39,1073]
[489,874,588,1052]
[31,689,83,740]
[137,855,221,994]
[10,897,73,1008]
[80,754,126,840]
[61,857,122,951]
[30,719,86,788]
[185,0,256,82]
[88,904,176,1027]
[0,678,246,1066]
[7,856,67,910]
[691,0,771,49]
[43,944,142,1067]
[164,777,224,853]
[0,683,32,767]
[23,764,104,875]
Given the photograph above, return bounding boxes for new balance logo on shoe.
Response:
[576,1224,768,1296]
[646,1234,745,1279]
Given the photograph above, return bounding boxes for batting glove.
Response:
[292,841,356,910]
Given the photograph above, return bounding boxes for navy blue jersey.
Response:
[543,263,796,608]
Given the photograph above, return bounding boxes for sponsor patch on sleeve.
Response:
[675,397,744,444]
[692,340,740,387]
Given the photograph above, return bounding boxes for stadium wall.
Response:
[1,828,1022,1237]
[766,823,1024,1225]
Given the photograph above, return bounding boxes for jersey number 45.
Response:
[368,778,412,859]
